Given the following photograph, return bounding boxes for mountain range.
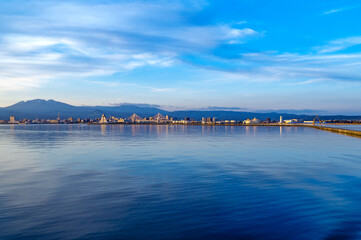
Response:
[0,99,360,121]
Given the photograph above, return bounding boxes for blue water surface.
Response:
[0,124,360,240]
[324,124,361,131]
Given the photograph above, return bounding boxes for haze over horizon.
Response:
[1,0,361,114]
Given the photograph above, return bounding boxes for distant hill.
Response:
[170,111,308,121]
[0,99,360,121]
[0,99,168,120]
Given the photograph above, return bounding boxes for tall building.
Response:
[153,113,165,122]
[128,113,143,122]
[99,114,108,124]
[243,117,260,124]
[9,116,19,124]
[279,116,283,124]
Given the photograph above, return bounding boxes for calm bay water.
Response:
[324,124,361,131]
[0,124,361,240]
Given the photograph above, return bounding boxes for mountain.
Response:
[254,109,329,115]
[0,99,360,121]
[4,99,79,113]
[170,111,306,121]
[0,99,168,120]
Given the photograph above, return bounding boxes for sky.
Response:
[0,0,361,114]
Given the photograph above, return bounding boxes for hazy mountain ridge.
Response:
[0,99,360,121]
[0,99,169,120]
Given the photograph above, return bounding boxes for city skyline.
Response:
[1,0,361,114]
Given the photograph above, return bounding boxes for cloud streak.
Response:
[315,36,361,53]
[200,50,361,85]
[324,5,361,15]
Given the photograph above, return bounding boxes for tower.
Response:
[99,114,108,124]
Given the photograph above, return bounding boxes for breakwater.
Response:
[309,125,361,139]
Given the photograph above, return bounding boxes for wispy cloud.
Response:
[89,81,176,94]
[192,106,248,111]
[107,102,162,108]
[324,5,361,15]
[315,36,361,53]
[200,50,361,85]
[324,8,344,15]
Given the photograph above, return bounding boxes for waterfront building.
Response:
[243,117,260,124]
[128,113,143,123]
[9,116,19,124]
[109,116,120,123]
[32,119,40,124]
[279,116,283,124]
[153,113,166,121]
[201,117,217,124]
[99,114,108,124]
[284,119,298,124]
[49,120,59,124]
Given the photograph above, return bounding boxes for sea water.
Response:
[0,124,360,240]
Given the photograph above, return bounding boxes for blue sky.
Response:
[0,0,361,114]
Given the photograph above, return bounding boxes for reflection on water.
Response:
[324,124,361,131]
[0,125,361,240]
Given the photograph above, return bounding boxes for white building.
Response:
[284,119,298,124]
[9,116,19,124]
[99,114,108,124]
[243,117,260,124]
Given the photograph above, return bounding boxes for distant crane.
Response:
[313,115,322,125]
